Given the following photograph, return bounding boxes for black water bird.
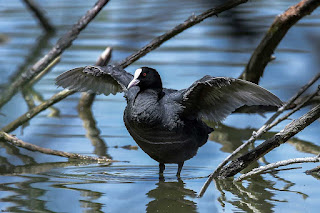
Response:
[56,65,282,177]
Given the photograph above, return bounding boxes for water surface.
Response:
[0,0,319,212]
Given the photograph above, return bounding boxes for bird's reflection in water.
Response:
[146,178,197,213]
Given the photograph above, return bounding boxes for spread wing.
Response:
[55,65,133,96]
[180,76,282,122]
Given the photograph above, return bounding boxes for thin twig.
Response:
[27,56,61,86]
[236,156,320,182]
[268,86,320,130]
[0,132,114,162]
[198,73,320,197]
[22,0,55,32]
[239,0,320,84]
[283,73,320,108]
[0,0,110,109]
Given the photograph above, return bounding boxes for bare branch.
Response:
[22,0,55,32]
[267,87,320,130]
[283,72,320,107]
[27,56,61,86]
[0,132,114,162]
[239,0,320,84]
[0,0,110,109]
[236,156,320,182]
[96,46,113,67]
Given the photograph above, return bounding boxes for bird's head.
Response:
[127,67,163,92]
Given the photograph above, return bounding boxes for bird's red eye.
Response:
[143,73,147,77]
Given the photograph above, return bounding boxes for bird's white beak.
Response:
[127,78,140,89]
[127,68,142,89]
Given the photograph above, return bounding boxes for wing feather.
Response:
[56,65,133,96]
[181,76,282,122]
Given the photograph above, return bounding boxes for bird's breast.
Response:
[125,91,162,125]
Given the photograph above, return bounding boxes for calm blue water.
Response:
[0,0,319,212]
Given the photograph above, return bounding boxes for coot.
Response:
[56,65,282,177]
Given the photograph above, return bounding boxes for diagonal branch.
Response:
[239,0,320,84]
[117,0,248,68]
[0,0,110,109]
[219,104,320,178]
[267,86,320,130]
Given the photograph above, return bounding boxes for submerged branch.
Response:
[239,0,320,84]
[0,0,110,109]
[0,132,113,162]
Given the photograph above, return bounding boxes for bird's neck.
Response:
[139,79,163,99]
[140,87,164,100]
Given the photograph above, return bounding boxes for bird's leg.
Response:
[176,162,184,177]
[159,163,165,176]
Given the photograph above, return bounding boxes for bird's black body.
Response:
[124,86,213,165]
[56,65,282,177]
